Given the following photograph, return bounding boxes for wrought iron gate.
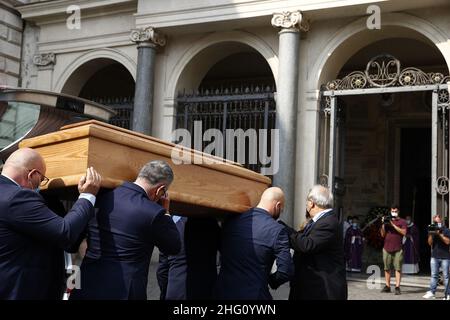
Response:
[89,96,134,129]
[435,88,450,219]
[320,54,450,222]
[176,84,276,173]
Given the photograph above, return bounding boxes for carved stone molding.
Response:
[130,27,166,47]
[33,52,56,68]
[271,11,309,32]
[326,54,450,90]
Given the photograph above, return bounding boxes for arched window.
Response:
[176,51,276,174]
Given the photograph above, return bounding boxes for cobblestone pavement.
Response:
[346,281,446,300]
[272,278,448,300]
[146,252,447,300]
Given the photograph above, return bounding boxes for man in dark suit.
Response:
[70,160,181,300]
[215,187,294,300]
[157,216,220,300]
[0,147,101,300]
[287,185,347,300]
[184,217,220,299]
[157,215,188,300]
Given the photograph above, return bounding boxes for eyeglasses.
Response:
[28,169,50,187]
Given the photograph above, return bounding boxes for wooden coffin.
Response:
[19,120,271,216]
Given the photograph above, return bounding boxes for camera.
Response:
[428,223,443,234]
[383,215,393,225]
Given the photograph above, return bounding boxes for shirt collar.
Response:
[130,181,148,195]
[312,208,333,223]
[1,173,20,187]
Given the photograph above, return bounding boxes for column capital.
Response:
[130,27,166,47]
[271,11,309,32]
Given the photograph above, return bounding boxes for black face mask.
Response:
[274,209,280,220]
[305,209,311,219]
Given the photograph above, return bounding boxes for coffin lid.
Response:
[20,120,271,216]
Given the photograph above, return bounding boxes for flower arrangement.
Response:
[362,206,390,250]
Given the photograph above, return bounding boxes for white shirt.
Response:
[1,173,19,186]
[79,193,96,207]
[312,208,333,223]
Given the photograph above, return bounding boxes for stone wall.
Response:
[0,2,23,86]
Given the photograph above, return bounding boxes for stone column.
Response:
[271,11,309,225]
[130,27,166,135]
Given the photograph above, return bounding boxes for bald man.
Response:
[215,187,294,299]
[0,148,101,299]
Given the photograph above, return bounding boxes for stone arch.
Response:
[54,48,137,95]
[312,12,450,91]
[166,30,278,100]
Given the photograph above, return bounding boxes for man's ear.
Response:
[276,201,283,217]
[156,185,166,197]
[278,201,283,211]
[26,170,33,181]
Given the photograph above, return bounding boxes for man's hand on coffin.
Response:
[78,167,102,195]
[159,192,170,213]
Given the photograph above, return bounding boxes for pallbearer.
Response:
[215,187,293,300]
[69,160,181,300]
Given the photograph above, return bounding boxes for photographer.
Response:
[380,205,407,295]
[422,215,450,300]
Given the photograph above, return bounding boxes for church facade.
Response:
[3,0,450,241]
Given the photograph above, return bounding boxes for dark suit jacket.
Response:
[0,174,94,300]
[70,182,181,300]
[215,208,294,300]
[157,216,188,300]
[288,210,348,300]
[184,217,220,299]
[157,216,220,300]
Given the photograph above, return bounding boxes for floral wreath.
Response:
[362,206,390,250]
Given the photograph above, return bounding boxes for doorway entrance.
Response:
[321,54,449,219]
[400,127,431,270]
[320,54,450,269]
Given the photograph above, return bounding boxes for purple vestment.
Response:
[402,223,420,274]
[345,227,364,272]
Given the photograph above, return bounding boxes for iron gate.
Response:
[320,54,450,223]
[89,96,133,129]
[176,84,276,173]
[435,88,450,220]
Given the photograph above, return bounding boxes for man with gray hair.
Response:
[70,160,181,300]
[286,184,347,300]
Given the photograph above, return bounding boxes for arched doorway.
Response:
[175,46,276,174]
[61,59,135,129]
[319,36,449,271]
